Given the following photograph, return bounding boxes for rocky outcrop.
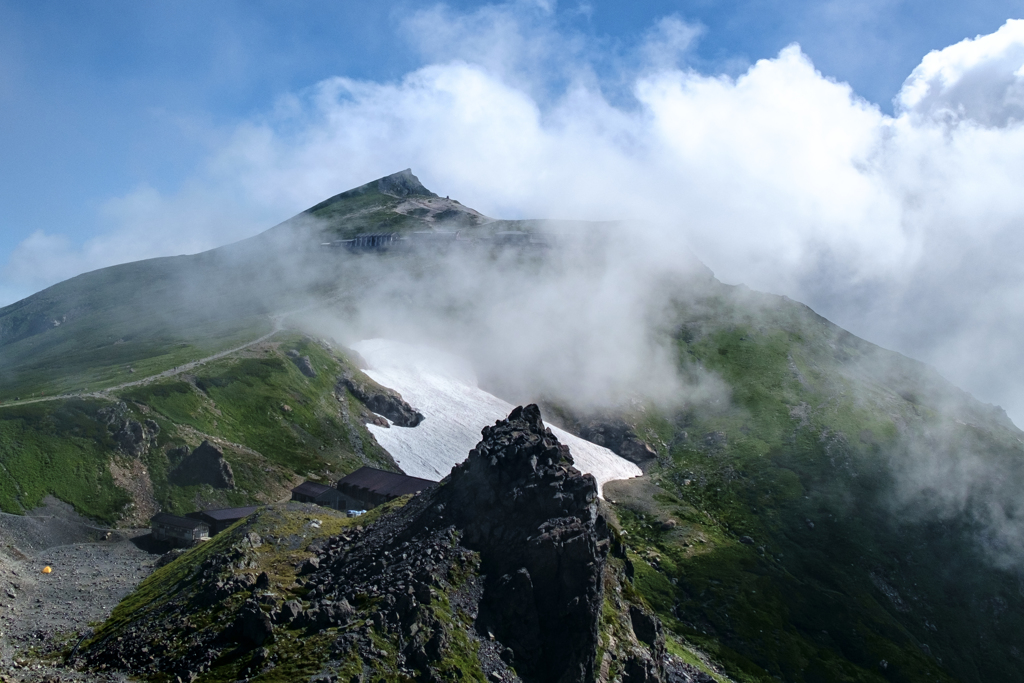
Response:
[168,440,235,489]
[337,370,424,427]
[377,168,437,198]
[430,404,607,682]
[287,349,317,378]
[577,419,657,463]
[81,407,692,683]
[97,402,159,458]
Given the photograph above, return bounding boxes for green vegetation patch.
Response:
[0,399,130,521]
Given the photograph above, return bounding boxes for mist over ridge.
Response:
[5,13,1024,438]
[4,167,1024,682]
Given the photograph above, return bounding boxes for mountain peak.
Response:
[376,168,436,198]
[304,168,437,215]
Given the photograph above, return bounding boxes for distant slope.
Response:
[572,281,1024,683]
[0,169,466,402]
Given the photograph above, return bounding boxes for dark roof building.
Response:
[335,467,436,510]
[292,481,347,511]
[291,481,333,503]
[151,513,209,547]
[186,506,259,535]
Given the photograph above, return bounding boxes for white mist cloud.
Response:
[898,18,1024,125]
[5,5,1024,435]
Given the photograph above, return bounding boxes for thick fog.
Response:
[284,219,729,415]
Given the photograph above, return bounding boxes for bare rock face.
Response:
[377,168,436,198]
[577,418,657,463]
[432,404,607,683]
[337,371,424,427]
[287,349,317,378]
[168,440,235,489]
[97,402,160,458]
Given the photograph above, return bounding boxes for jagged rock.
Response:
[276,599,303,624]
[432,404,607,682]
[155,549,186,568]
[337,371,424,427]
[577,419,657,463]
[622,653,662,683]
[630,605,661,647]
[288,350,317,378]
[168,440,235,489]
[97,402,159,457]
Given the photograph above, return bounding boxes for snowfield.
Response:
[350,339,642,496]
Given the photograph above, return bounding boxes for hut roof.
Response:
[337,467,436,498]
[292,481,333,497]
[151,513,208,530]
[189,506,259,522]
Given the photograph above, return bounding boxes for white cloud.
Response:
[898,18,1024,125]
[5,7,1024,437]
[640,15,704,71]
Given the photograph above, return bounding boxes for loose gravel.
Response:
[0,498,160,682]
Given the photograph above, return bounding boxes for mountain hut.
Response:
[335,466,436,510]
[186,506,259,535]
[150,513,209,547]
[291,480,347,511]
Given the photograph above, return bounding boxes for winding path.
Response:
[4,314,287,407]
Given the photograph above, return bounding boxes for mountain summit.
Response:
[306,169,438,213]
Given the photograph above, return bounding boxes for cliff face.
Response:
[429,404,608,682]
[80,406,708,683]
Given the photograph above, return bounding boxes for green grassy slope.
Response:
[0,255,274,401]
[0,332,397,523]
[0,398,130,522]
[0,170,440,402]
[597,283,1024,683]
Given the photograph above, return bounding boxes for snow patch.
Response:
[350,339,642,496]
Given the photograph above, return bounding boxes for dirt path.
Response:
[6,314,287,409]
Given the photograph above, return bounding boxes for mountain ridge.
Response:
[1,171,1023,682]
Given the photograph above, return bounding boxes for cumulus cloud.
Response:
[4,4,1024,434]
[898,18,1024,125]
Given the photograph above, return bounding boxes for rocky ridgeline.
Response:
[80,406,709,683]
[336,370,424,428]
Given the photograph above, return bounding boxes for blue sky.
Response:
[1,0,1019,296]
[4,0,1024,424]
